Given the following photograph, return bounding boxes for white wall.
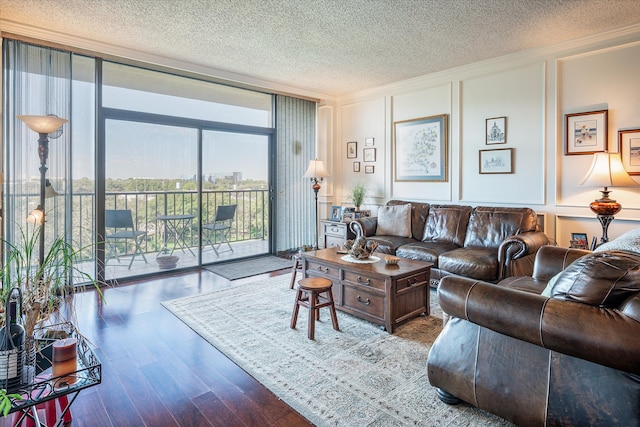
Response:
[324,25,640,246]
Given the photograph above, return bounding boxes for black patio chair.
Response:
[203,204,237,256]
[105,209,148,269]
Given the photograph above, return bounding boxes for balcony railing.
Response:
[12,189,270,262]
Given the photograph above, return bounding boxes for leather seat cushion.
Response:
[439,247,499,281]
[547,250,640,307]
[396,241,459,265]
[367,235,415,255]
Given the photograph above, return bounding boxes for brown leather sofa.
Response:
[350,200,549,283]
[427,245,640,427]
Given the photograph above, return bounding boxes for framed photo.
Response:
[570,232,588,249]
[363,148,376,162]
[479,148,513,174]
[365,137,374,146]
[565,110,608,155]
[486,116,506,144]
[341,212,354,222]
[619,128,640,175]
[365,165,374,174]
[353,161,361,172]
[347,141,357,158]
[394,114,448,182]
[329,205,343,222]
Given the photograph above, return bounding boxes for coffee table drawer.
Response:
[343,286,384,319]
[396,271,428,291]
[306,260,340,280]
[343,271,385,290]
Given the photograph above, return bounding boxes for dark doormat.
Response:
[205,256,293,280]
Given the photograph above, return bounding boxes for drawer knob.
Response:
[317,266,330,274]
[356,295,371,305]
[356,276,371,285]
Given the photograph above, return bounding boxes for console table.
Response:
[300,248,432,332]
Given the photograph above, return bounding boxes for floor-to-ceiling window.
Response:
[4,39,287,284]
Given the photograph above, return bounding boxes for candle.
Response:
[52,338,77,385]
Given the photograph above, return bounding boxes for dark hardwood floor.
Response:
[5,268,313,427]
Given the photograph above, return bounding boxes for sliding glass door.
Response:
[201,130,270,264]
[104,119,199,280]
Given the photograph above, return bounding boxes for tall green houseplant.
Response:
[351,183,366,212]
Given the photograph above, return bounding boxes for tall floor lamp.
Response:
[580,151,638,245]
[303,159,329,250]
[18,115,68,267]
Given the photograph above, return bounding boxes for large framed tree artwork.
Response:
[393,114,448,182]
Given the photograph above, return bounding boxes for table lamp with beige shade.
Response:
[580,151,638,246]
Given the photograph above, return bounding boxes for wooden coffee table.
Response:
[299,248,432,333]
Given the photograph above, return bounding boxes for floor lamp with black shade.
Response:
[18,115,68,267]
[303,159,329,250]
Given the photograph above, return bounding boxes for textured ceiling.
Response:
[1,0,640,97]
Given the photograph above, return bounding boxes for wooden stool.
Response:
[290,277,339,340]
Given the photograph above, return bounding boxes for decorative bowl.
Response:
[384,255,400,265]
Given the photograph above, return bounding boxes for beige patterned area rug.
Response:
[162,274,511,427]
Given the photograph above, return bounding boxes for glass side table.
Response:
[8,331,102,427]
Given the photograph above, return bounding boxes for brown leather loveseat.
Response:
[350,200,549,283]
[427,243,640,426]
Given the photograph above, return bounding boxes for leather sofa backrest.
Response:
[464,206,538,249]
[386,200,430,241]
[422,204,472,246]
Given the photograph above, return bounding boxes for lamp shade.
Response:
[17,115,67,134]
[26,206,45,225]
[579,152,637,188]
[303,159,329,179]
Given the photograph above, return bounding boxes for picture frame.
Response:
[365,165,374,174]
[565,110,608,155]
[486,116,506,144]
[479,148,513,174]
[394,114,448,182]
[570,232,588,249]
[347,141,357,158]
[341,212,354,222]
[353,161,361,172]
[363,147,376,162]
[619,128,640,175]
[364,137,375,147]
[329,205,343,222]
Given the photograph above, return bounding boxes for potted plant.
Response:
[0,225,104,395]
[350,183,366,212]
[1,226,101,337]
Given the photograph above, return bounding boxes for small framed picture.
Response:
[565,110,608,155]
[341,212,354,222]
[363,148,376,162]
[353,161,361,172]
[619,128,640,175]
[479,148,513,174]
[570,232,588,249]
[365,165,374,174]
[486,116,506,144]
[365,137,375,146]
[329,205,343,221]
[347,141,357,158]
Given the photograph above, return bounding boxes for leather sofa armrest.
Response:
[498,231,549,279]
[349,217,378,237]
[531,245,591,281]
[438,276,640,375]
